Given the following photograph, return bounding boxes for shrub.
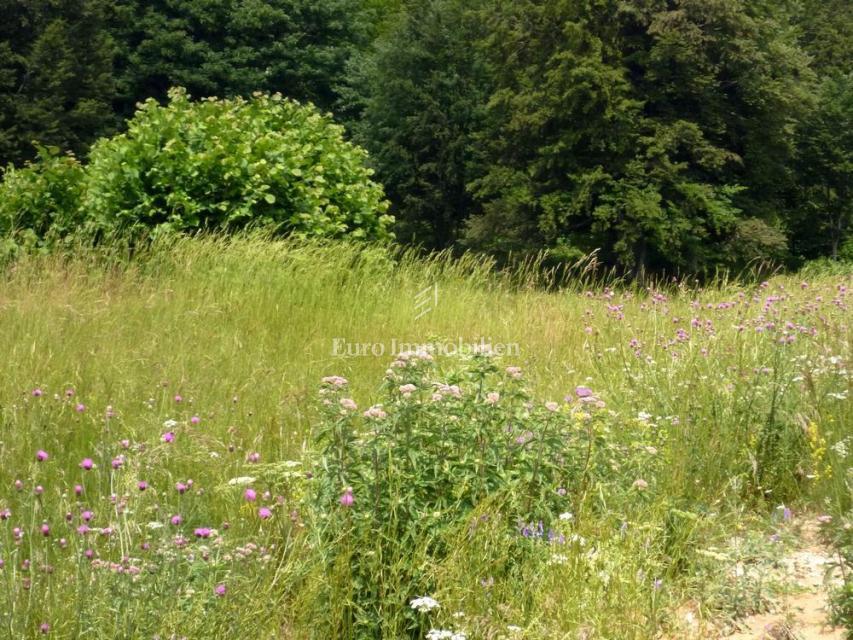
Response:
[305,350,656,638]
[82,87,392,241]
[0,146,85,258]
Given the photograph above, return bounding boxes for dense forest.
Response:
[0,0,850,276]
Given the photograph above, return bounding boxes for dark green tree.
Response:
[354,0,490,248]
[0,0,115,166]
[110,0,373,118]
[464,0,812,275]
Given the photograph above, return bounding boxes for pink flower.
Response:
[575,386,593,398]
[244,488,257,502]
[162,432,175,443]
[81,511,93,522]
[246,452,260,463]
[75,403,85,413]
[544,402,559,412]
[34,485,44,495]
[74,485,83,496]
[32,388,43,397]
[339,487,354,507]
[321,376,348,387]
[258,507,272,520]
[171,515,182,526]
[485,392,500,405]
[111,457,124,469]
[137,481,148,492]
[193,527,211,538]
[174,394,183,403]
[80,458,94,471]
[363,405,387,419]
[339,398,357,411]
[39,622,50,635]
[176,482,187,494]
[214,583,227,597]
[40,524,50,537]
[190,416,200,425]
[36,450,49,462]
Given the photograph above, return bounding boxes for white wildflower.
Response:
[410,596,440,613]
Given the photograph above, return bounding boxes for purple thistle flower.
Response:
[171,515,182,526]
[244,488,257,502]
[258,507,272,520]
[81,511,93,522]
[74,485,83,496]
[176,482,187,494]
[137,481,148,492]
[75,403,85,413]
[339,487,354,507]
[214,583,227,597]
[36,450,49,462]
[190,415,200,425]
[79,458,94,471]
[32,388,43,397]
[39,622,50,635]
[193,527,211,539]
[162,431,175,443]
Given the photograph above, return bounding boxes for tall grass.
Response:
[0,236,850,638]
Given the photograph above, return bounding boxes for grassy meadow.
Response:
[0,237,850,639]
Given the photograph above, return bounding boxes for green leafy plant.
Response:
[0,145,85,259]
[82,87,392,242]
[305,351,629,638]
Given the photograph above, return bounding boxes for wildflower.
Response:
[246,452,261,463]
[14,480,23,491]
[410,596,440,613]
[32,388,43,397]
[34,486,44,495]
[81,511,93,522]
[632,478,649,491]
[559,512,574,521]
[321,375,348,387]
[174,394,183,403]
[399,384,417,396]
[193,528,212,539]
[171,515,182,526]
[339,398,357,411]
[653,578,663,590]
[545,401,559,412]
[176,482,188,494]
[40,524,50,537]
[111,457,124,470]
[816,515,833,524]
[258,507,272,520]
[75,403,85,413]
[80,458,94,471]
[244,488,257,502]
[137,481,148,491]
[39,623,50,635]
[36,450,49,462]
[575,386,593,398]
[214,583,227,597]
[0,509,10,520]
[339,487,354,507]
[162,432,175,443]
[190,415,200,425]
[485,392,500,405]
[505,366,523,379]
[363,405,387,419]
[76,525,90,535]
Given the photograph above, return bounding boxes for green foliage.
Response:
[0,0,115,166]
[791,74,853,260]
[81,88,392,241]
[109,0,373,119]
[306,352,651,637]
[353,0,490,248]
[0,146,85,258]
[463,0,811,275]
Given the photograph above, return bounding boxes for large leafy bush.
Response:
[82,88,392,240]
[0,146,85,259]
